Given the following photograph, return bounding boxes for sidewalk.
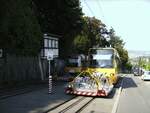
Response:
[0,81,74,113]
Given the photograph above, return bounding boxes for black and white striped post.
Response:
[47,54,53,94]
[48,75,52,94]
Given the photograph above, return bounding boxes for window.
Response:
[44,39,48,47]
[56,41,58,48]
[48,40,51,48]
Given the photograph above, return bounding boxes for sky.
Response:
[80,0,150,51]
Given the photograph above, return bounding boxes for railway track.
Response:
[0,84,46,100]
[46,96,95,113]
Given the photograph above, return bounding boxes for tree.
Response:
[82,16,107,47]
[109,29,129,68]
[125,62,132,72]
[33,0,84,57]
[0,0,42,56]
[110,36,124,48]
[73,16,109,54]
[34,0,83,34]
[117,47,129,65]
[73,34,90,54]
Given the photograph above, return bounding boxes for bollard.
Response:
[48,75,52,94]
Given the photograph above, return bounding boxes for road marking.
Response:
[111,78,124,113]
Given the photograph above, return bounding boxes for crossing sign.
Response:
[47,52,53,60]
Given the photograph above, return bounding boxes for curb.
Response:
[111,78,124,113]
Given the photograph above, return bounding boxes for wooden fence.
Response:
[0,55,48,85]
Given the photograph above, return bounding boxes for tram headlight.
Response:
[65,83,72,88]
[68,85,72,88]
[110,73,115,76]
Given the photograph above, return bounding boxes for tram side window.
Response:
[66,59,78,67]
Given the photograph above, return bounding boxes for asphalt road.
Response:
[117,74,150,113]
[0,82,74,113]
[0,79,121,113]
[80,88,118,113]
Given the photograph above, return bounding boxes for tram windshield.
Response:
[89,49,114,68]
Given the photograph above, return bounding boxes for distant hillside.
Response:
[128,50,150,58]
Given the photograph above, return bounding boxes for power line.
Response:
[96,0,108,25]
[84,0,95,17]
[83,0,108,25]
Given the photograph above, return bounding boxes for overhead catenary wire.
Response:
[96,0,112,37]
[83,0,95,17]
[83,0,109,25]
[96,0,106,22]
[82,0,111,34]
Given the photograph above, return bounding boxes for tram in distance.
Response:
[65,47,121,96]
[64,55,86,80]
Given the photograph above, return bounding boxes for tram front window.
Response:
[90,59,113,68]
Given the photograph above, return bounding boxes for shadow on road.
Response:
[107,88,116,99]
[122,77,138,89]
[0,81,74,113]
[114,77,123,88]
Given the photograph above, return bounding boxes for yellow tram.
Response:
[87,47,120,85]
[65,48,121,96]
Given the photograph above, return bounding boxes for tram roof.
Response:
[89,47,118,52]
[89,47,120,58]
